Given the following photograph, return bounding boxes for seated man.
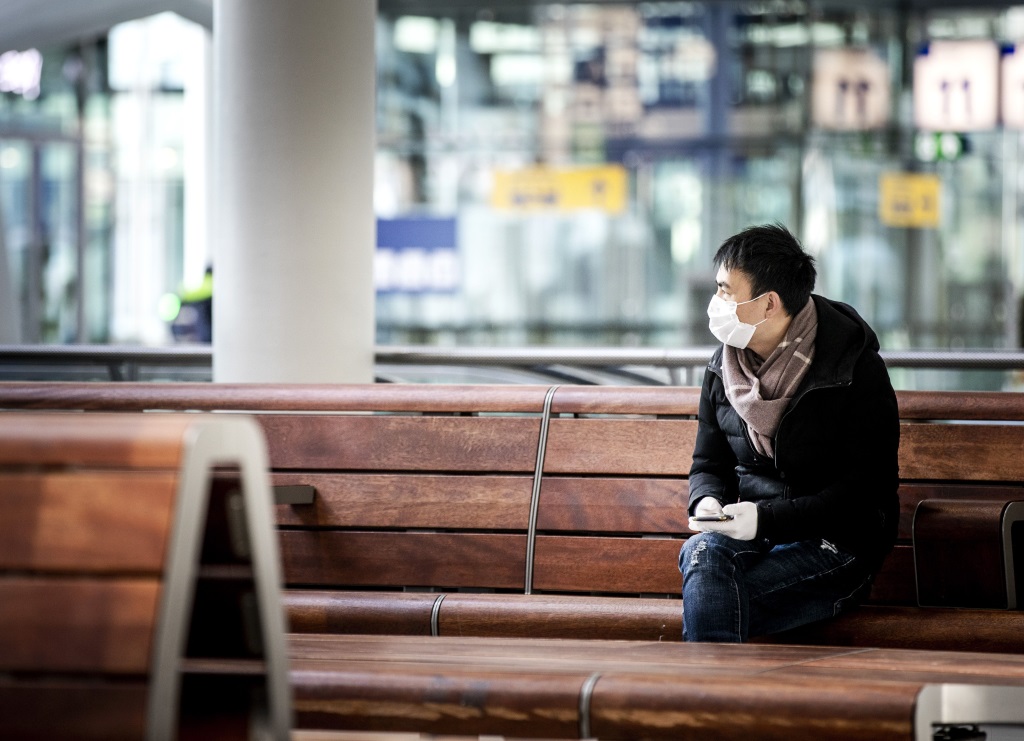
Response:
[679,223,899,642]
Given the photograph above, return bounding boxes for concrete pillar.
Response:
[213,0,375,382]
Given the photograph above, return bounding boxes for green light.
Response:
[158,293,181,322]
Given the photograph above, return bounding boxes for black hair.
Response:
[713,223,816,316]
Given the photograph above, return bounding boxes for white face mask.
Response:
[707,292,768,349]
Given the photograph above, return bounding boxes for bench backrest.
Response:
[0,412,291,740]
[2,382,1023,610]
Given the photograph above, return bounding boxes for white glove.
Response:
[689,500,759,541]
[694,496,724,518]
[687,496,725,532]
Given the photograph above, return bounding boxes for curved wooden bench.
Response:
[0,412,290,740]
[2,382,1024,651]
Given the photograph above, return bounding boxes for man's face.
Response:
[715,266,765,325]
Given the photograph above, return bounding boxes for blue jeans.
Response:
[678,532,874,642]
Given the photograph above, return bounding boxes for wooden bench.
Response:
[285,633,1024,740]
[0,412,291,739]
[2,382,1024,653]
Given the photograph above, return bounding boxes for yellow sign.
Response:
[879,173,941,228]
[491,165,627,214]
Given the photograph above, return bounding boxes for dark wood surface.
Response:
[0,381,554,413]
[287,634,1024,740]
[0,412,289,740]
[274,473,533,530]
[279,531,529,590]
[914,497,1011,608]
[2,382,1024,656]
[261,415,542,472]
[0,471,176,572]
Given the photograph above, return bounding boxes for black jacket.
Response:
[688,295,900,564]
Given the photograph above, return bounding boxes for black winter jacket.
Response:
[688,295,900,565]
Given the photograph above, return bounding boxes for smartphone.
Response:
[691,514,735,522]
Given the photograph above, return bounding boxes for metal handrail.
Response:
[0,343,1022,382]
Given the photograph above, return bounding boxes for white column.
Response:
[213,0,376,382]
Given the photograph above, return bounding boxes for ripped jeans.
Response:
[678,532,874,642]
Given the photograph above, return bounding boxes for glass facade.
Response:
[0,2,1023,389]
[374,2,1024,384]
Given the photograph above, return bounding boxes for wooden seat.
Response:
[286,633,1024,740]
[0,412,291,740]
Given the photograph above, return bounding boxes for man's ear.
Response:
[766,291,785,318]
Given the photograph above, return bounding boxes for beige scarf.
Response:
[721,298,818,459]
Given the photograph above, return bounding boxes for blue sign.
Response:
[376,217,459,294]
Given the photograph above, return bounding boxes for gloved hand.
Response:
[687,496,725,532]
[694,496,724,518]
[688,500,759,541]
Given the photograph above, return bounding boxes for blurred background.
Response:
[1,0,1023,388]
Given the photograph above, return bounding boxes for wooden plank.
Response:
[0,381,554,414]
[291,662,587,738]
[543,418,696,475]
[590,672,916,741]
[0,413,190,469]
[260,416,541,472]
[285,591,437,635]
[0,576,160,674]
[772,646,1024,685]
[0,680,149,741]
[0,471,176,573]
[288,633,851,674]
[760,604,1024,653]
[439,593,681,641]
[531,535,682,595]
[914,498,1010,608]
[274,473,533,530]
[549,386,701,416]
[899,423,1024,481]
[537,477,688,533]
[897,390,1024,421]
[279,532,528,590]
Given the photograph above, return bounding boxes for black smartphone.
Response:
[691,514,735,522]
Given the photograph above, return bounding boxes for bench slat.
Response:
[0,471,176,573]
[261,416,541,472]
[286,591,436,635]
[274,473,533,530]
[439,593,681,641]
[0,576,160,674]
[280,531,528,590]
[532,535,682,594]
[544,418,696,475]
[291,662,587,739]
[0,381,555,414]
[0,413,192,468]
[900,423,1024,481]
[591,672,916,741]
[897,390,1024,421]
[761,604,1024,653]
[537,477,688,533]
[550,385,701,416]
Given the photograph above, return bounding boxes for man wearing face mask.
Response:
[678,223,899,642]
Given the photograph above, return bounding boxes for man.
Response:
[679,223,899,642]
